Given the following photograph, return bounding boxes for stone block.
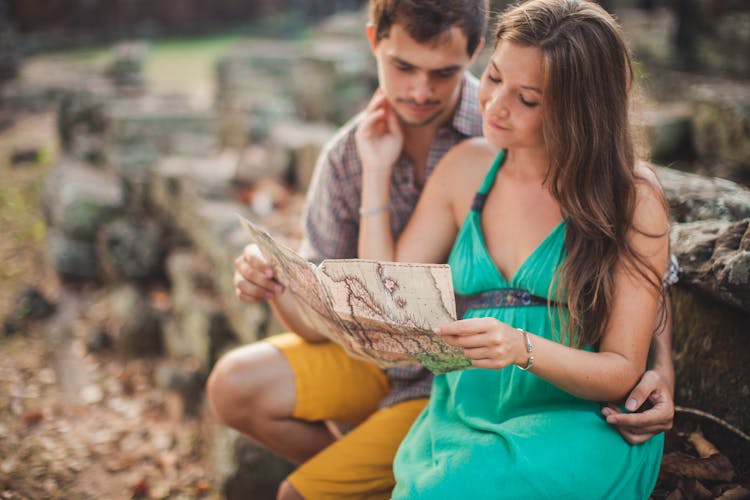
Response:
[155,359,206,417]
[656,166,750,223]
[694,12,750,78]
[46,229,100,282]
[110,95,218,166]
[96,216,163,282]
[164,251,236,368]
[637,101,693,161]
[106,41,148,95]
[670,286,749,434]
[671,218,750,313]
[108,284,163,357]
[617,7,678,67]
[690,81,750,167]
[234,145,288,185]
[42,158,125,241]
[268,120,336,192]
[290,37,374,123]
[211,424,294,500]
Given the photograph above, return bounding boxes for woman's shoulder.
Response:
[433,137,498,179]
[631,160,669,238]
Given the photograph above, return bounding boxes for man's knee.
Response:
[277,479,304,500]
[206,342,296,428]
[206,348,248,426]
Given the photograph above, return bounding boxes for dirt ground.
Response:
[0,113,219,499]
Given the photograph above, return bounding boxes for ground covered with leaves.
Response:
[0,113,218,499]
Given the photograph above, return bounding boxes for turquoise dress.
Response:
[391,151,663,499]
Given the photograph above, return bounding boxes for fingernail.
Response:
[626,398,638,411]
[265,269,273,277]
[433,327,441,334]
[275,284,283,293]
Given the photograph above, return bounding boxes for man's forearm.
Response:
[269,292,328,342]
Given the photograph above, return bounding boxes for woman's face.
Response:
[478,40,545,151]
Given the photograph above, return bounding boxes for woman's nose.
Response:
[485,90,510,117]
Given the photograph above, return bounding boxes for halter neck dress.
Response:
[391,150,663,499]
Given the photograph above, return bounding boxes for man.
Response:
[207,1,675,498]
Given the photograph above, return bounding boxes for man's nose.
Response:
[410,73,435,104]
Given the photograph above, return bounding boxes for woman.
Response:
[355,0,669,497]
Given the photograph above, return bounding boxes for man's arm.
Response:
[602,295,675,444]
[234,243,328,342]
[234,121,362,339]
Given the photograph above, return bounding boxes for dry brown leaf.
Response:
[687,428,721,458]
[660,452,735,483]
[21,409,44,426]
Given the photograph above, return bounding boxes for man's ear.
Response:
[366,22,378,52]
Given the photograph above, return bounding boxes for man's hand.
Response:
[355,88,403,176]
[602,369,674,444]
[233,244,284,303]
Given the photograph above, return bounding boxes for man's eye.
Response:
[436,69,458,79]
[487,73,501,83]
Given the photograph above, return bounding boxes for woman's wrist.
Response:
[516,328,535,371]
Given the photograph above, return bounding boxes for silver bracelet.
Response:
[358,203,391,217]
[517,328,534,371]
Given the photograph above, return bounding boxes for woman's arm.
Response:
[436,171,670,403]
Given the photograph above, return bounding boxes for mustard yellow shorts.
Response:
[266,332,428,500]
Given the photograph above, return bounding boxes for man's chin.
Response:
[395,108,444,128]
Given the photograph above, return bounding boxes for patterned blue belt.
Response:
[455,288,554,318]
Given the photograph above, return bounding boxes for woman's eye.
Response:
[487,73,501,83]
[520,95,539,107]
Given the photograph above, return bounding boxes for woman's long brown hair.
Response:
[495,0,667,346]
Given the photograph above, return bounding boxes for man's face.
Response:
[368,23,474,127]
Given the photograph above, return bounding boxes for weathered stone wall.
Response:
[8,0,365,49]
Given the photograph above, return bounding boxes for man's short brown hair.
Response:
[369,0,488,55]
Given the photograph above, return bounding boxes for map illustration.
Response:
[239,216,472,374]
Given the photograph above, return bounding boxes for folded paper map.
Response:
[239,216,472,374]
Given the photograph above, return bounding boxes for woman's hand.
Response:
[435,317,531,370]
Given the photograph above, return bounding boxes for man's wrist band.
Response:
[358,203,391,216]
[517,328,534,371]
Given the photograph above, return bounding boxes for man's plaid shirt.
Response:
[299,74,483,407]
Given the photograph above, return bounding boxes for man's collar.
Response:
[450,72,483,137]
